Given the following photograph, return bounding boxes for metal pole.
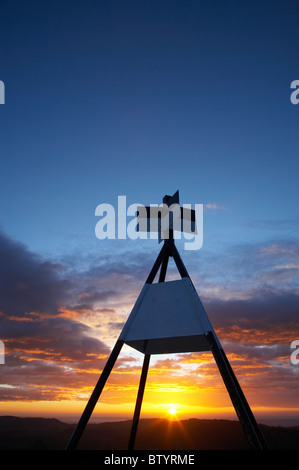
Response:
[167,240,189,279]
[158,252,169,282]
[146,243,168,284]
[206,331,268,450]
[128,354,151,450]
[168,239,267,449]
[66,339,124,450]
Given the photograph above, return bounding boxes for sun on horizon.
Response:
[167,405,179,417]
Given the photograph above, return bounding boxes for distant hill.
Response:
[0,416,299,450]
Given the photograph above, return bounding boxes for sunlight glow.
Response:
[168,406,178,416]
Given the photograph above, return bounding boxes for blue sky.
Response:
[1,0,298,259]
[1,1,299,425]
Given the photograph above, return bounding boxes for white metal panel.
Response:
[119,278,214,354]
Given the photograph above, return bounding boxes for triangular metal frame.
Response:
[66,238,268,450]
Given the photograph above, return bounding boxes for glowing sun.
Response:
[168,406,178,416]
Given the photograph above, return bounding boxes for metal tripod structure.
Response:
[66,193,267,451]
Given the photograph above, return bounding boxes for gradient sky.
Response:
[0,0,299,427]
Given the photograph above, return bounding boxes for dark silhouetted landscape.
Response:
[0,416,299,450]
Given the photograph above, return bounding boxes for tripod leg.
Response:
[206,332,267,450]
[128,354,151,450]
[66,339,124,450]
[146,243,168,284]
[158,253,169,282]
[167,241,189,279]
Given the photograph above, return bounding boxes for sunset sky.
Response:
[1,0,299,427]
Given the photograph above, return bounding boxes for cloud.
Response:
[0,231,72,316]
[247,219,299,232]
[204,288,299,331]
[184,238,299,303]
[203,203,226,211]
[1,229,299,410]
[0,231,114,400]
[258,241,299,257]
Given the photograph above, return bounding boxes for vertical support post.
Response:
[66,339,124,450]
[166,238,267,450]
[128,354,151,450]
[146,243,168,284]
[167,240,189,279]
[158,252,169,282]
[206,332,268,450]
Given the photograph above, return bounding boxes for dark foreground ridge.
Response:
[0,416,299,450]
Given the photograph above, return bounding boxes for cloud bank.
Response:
[0,230,298,413]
